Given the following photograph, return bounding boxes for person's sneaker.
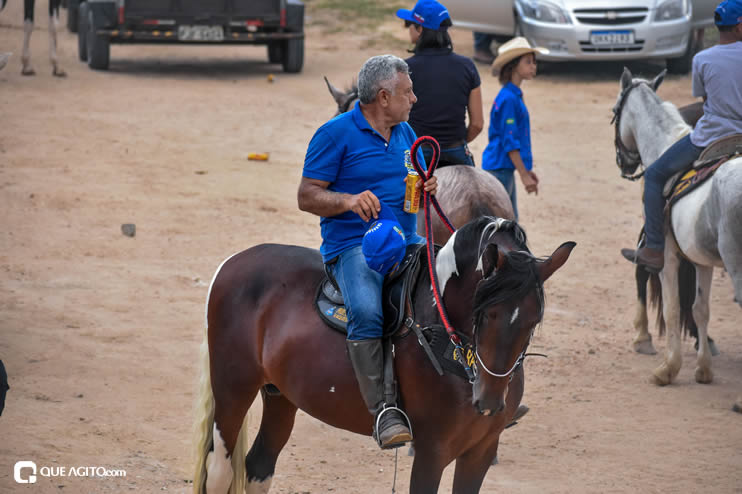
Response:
[375,408,412,449]
[472,49,495,64]
[620,247,664,273]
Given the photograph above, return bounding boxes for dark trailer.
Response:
[72,0,304,72]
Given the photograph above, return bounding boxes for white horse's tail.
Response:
[192,324,250,494]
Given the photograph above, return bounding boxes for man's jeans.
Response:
[486,168,518,221]
[643,134,703,250]
[423,144,475,168]
[329,246,384,341]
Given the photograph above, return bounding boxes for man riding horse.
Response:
[297,54,438,449]
[622,0,742,272]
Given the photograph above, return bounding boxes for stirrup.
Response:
[374,405,413,449]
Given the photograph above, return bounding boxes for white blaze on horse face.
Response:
[205,425,233,494]
[436,230,459,297]
[510,307,519,326]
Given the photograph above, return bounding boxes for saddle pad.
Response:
[668,156,729,207]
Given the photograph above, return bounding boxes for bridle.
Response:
[611,80,647,181]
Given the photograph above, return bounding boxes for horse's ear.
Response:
[620,67,633,90]
[537,241,576,283]
[324,76,346,107]
[480,244,504,278]
[651,69,667,92]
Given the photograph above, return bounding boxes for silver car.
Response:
[445,0,718,73]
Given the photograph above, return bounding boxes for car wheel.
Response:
[77,2,88,61]
[67,0,79,32]
[666,34,693,75]
[282,38,303,73]
[87,10,110,70]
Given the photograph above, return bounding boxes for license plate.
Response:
[177,25,224,42]
[590,30,634,46]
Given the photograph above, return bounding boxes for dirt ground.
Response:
[1,2,741,493]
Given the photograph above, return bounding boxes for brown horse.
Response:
[192,217,575,493]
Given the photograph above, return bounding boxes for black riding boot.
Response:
[346,339,412,449]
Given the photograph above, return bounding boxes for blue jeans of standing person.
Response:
[643,134,703,250]
[473,32,495,53]
[329,245,384,341]
[487,168,518,221]
[423,144,475,168]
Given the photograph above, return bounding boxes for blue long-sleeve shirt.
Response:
[482,82,533,171]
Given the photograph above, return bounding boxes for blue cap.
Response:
[362,203,406,275]
[396,0,451,31]
[715,0,742,25]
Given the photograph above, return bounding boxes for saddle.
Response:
[315,243,426,336]
[662,133,742,200]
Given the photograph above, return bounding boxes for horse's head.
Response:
[611,67,666,180]
[437,217,575,416]
[324,77,359,116]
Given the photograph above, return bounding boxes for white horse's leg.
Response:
[632,298,655,354]
[205,424,233,494]
[21,19,35,75]
[49,9,66,77]
[692,266,713,384]
[653,241,682,385]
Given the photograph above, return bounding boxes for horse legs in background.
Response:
[21,0,67,77]
[652,242,684,386]
[632,264,656,355]
[691,266,714,384]
[244,391,298,494]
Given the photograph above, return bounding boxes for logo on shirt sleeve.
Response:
[506,118,515,125]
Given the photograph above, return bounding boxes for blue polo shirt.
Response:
[482,82,533,172]
[303,102,425,262]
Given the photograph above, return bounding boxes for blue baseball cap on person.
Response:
[362,203,406,275]
[396,0,451,31]
[715,0,742,25]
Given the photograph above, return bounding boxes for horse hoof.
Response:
[21,68,35,76]
[633,339,657,355]
[52,68,67,78]
[651,367,672,386]
[694,367,713,384]
[732,398,742,414]
[407,445,415,457]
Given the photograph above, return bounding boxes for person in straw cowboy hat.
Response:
[482,37,548,221]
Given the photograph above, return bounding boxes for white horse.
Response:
[612,67,742,386]
[0,0,67,76]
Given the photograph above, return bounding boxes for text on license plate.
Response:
[178,25,224,42]
[590,31,634,46]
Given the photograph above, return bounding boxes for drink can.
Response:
[247,152,270,161]
[404,170,421,213]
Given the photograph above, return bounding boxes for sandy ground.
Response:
[1,2,741,493]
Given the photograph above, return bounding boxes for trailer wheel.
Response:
[87,10,109,70]
[67,0,79,32]
[267,43,283,64]
[77,2,88,61]
[282,38,303,73]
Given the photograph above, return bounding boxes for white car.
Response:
[445,0,718,73]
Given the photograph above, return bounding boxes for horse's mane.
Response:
[452,217,544,331]
[632,81,691,142]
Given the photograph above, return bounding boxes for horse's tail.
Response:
[192,323,250,494]
[648,258,696,339]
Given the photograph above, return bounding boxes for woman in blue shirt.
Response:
[482,37,548,220]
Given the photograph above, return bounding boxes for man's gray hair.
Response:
[358,55,410,104]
